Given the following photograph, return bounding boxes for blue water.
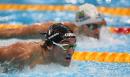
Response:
[0,11,130,27]
[0,0,130,7]
[0,0,130,77]
[0,11,75,24]
[0,62,130,77]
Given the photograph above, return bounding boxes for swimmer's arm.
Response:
[63,22,79,32]
[0,47,8,61]
[29,56,44,68]
[0,46,16,61]
[28,44,45,68]
[0,42,32,62]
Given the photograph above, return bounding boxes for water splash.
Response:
[1,61,130,77]
[76,27,126,51]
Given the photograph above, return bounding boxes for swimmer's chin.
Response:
[61,59,71,67]
[62,62,70,67]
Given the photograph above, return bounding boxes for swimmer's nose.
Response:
[66,54,71,60]
[67,48,74,54]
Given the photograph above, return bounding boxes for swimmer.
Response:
[74,3,106,39]
[0,3,106,39]
[0,23,76,72]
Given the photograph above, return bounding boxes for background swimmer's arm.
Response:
[0,22,54,38]
[0,22,77,38]
[63,22,79,33]
[96,19,106,25]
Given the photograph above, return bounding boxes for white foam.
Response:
[77,27,125,49]
[0,39,41,46]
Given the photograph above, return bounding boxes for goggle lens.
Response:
[84,24,101,31]
[62,44,76,51]
[53,42,76,51]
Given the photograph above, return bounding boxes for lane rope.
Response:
[0,4,130,16]
[109,27,130,34]
[72,52,130,63]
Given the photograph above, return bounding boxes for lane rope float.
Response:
[72,52,130,63]
[0,4,130,16]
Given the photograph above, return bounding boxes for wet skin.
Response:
[51,37,76,66]
[0,37,76,70]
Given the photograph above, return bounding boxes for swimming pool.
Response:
[0,0,130,77]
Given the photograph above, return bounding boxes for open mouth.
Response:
[65,54,72,61]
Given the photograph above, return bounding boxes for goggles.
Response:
[52,41,76,51]
[84,24,102,31]
[76,11,91,23]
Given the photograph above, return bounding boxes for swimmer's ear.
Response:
[47,45,53,50]
[40,32,47,41]
[40,32,46,35]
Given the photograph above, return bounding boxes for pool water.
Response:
[0,0,130,77]
[0,61,130,77]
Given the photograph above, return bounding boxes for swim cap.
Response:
[44,23,76,44]
[75,3,104,26]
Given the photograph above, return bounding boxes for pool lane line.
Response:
[72,52,130,63]
[109,27,130,34]
[0,4,130,16]
[0,24,130,34]
[0,4,78,11]
[97,7,130,16]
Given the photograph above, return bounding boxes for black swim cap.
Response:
[44,23,76,44]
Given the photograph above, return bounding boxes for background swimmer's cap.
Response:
[75,3,104,26]
[44,23,76,44]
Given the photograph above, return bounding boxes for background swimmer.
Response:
[0,3,106,39]
[75,3,106,39]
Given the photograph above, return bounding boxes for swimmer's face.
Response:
[52,37,76,66]
[80,24,101,39]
